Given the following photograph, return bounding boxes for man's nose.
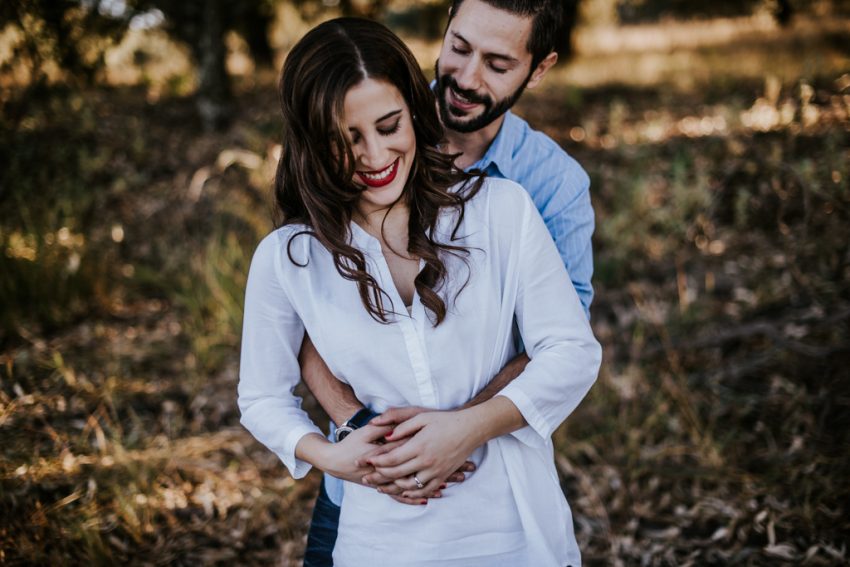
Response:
[454,57,482,91]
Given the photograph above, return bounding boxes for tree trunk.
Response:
[774,0,793,26]
[196,0,231,132]
[237,1,274,68]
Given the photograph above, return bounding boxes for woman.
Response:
[238,17,601,566]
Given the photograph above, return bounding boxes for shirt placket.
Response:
[371,248,438,407]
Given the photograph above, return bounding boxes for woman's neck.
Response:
[353,201,410,245]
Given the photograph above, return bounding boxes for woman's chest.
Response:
[287,244,513,408]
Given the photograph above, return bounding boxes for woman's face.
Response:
[342,77,417,216]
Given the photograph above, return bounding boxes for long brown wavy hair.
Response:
[275,17,483,325]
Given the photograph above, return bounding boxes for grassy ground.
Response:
[1,15,849,566]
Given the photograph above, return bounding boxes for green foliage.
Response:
[172,226,256,376]
[0,92,122,340]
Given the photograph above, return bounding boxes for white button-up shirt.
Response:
[238,177,602,566]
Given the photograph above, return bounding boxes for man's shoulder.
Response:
[502,112,588,193]
[504,112,571,162]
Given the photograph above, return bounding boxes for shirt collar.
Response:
[469,111,519,179]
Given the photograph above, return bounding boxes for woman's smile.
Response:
[343,77,416,215]
[357,157,400,188]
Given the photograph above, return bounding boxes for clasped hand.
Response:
[353,407,479,504]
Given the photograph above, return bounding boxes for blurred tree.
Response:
[136,0,276,130]
[289,0,389,20]
[339,0,389,19]
[1,0,131,86]
[774,0,793,26]
[2,0,275,131]
[614,0,805,24]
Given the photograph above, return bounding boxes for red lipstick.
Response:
[356,158,400,188]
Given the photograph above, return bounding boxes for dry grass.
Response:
[2,11,849,566]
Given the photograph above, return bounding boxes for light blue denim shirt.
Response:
[469,111,594,317]
[325,110,594,506]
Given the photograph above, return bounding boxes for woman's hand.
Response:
[361,406,477,497]
[364,409,485,498]
[365,398,525,499]
[298,423,391,484]
[352,435,472,505]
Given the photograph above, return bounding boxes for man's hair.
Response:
[448,0,563,69]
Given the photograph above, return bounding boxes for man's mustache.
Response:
[441,75,491,106]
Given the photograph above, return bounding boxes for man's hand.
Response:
[317,423,392,484]
[365,410,484,499]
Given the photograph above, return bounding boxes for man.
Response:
[301,1,593,564]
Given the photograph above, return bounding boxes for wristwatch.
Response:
[334,408,379,442]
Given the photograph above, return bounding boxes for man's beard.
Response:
[435,59,530,134]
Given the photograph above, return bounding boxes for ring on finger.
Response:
[413,475,425,489]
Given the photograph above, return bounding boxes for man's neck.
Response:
[444,113,507,171]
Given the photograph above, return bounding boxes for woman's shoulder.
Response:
[458,176,535,219]
[252,223,315,269]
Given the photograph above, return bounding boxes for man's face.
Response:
[436,0,535,133]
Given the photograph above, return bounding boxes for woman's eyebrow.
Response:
[375,109,402,123]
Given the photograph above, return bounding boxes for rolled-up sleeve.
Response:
[237,231,323,479]
[497,191,602,447]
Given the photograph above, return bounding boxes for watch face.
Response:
[335,426,354,442]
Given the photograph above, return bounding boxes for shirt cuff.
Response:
[495,388,550,449]
[282,423,325,479]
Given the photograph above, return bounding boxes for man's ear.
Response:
[526,51,558,89]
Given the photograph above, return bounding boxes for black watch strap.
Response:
[334,408,379,442]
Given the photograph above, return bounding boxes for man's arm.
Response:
[461,352,528,408]
[299,333,364,427]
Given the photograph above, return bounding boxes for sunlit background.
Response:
[2,1,849,564]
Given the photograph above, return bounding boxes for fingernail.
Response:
[439,483,447,489]
[384,430,394,439]
[420,500,428,505]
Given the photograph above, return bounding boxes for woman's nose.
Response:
[357,136,389,170]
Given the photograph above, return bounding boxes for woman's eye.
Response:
[378,120,401,136]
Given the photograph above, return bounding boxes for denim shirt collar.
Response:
[469,111,519,179]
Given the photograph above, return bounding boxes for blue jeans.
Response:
[303,479,341,567]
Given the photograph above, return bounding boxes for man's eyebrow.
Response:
[348,109,402,132]
[450,31,520,64]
